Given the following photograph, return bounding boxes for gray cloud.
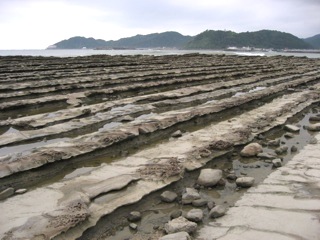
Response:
[0,0,319,49]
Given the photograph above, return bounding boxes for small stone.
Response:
[290,145,298,152]
[268,139,280,146]
[197,169,222,187]
[209,205,227,218]
[284,124,300,132]
[207,201,216,209]
[236,177,255,188]
[306,123,320,131]
[161,191,178,203]
[272,159,282,168]
[182,188,200,204]
[129,223,138,230]
[128,211,141,222]
[275,146,288,155]
[217,178,226,186]
[284,133,295,138]
[15,189,27,194]
[240,143,263,157]
[159,232,191,240]
[164,217,198,234]
[309,137,318,144]
[170,210,182,219]
[192,198,208,207]
[226,174,237,180]
[186,209,203,222]
[0,187,15,200]
[171,130,183,138]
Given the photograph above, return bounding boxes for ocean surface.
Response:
[0,49,320,58]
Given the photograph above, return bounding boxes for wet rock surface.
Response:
[0,54,320,239]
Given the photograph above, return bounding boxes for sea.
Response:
[0,49,320,58]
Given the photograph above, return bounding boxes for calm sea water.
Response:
[0,49,319,58]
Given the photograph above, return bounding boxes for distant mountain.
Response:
[185,30,313,50]
[304,34,320,49]
[48,32,193,49]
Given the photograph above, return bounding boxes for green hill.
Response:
[185,30,312,50]
[48,32,193,49]
[304,34,320,49]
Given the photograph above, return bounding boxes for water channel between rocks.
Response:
[78,104,320,240]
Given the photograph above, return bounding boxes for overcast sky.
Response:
[0,0,319,49]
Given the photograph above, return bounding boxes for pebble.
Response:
[171,130,183,138]
[186,209,204,222]
[209,205,227,218]
[128,211,142,222]
[170,210,182,219]
[182,188,201,204]
[257,152,276,160]
[161,191,178,203]
[164,216,198,234]
[272,158,282,168]
[309,137,318,144]
[236,177,255,188]
[268,138,280,146]
[240,143,263,157]
[192,198,208,207]
[129,223,138,230]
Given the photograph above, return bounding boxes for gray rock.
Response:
[161,191,178,203]
[159,231,191,240]
[272,158,282,168]
[217,178,226,186]
[0,187,14,200]
[284,132,295,138]
[268,139,280,146]
[306,123,320,131]
[226,174,237,180]
[207,201,216,209]
[275,146,288,155]
[284,124,300,132]
[164,216,198,234]
[182,188,200,204]
[197,169,222,187]
[170,210,182,219]
[192,198,208,207]
[186,208,203,222]
[291,145,298,152]
[240,143,263,157]
[171,130,183,138]
[309,116,320,121]
[128,211,141,222]
[209,205,227,218]
[309,137,318,144]
[257,152,276,160]
[15,188,27,194]
[236,177,255,188]
[129,223,138,230]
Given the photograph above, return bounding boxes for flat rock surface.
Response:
[197,133,320,240]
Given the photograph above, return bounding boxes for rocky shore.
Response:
[0,54,319,239]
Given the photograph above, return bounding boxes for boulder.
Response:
[182,188,200,204]
[161,191,178,203]
[209,205,227,218]
[197,169,222,187]
[306,123,320,131]
[128,211,141,222]
[284,124,300,132]
[0,187,15,200]
[272,159,282,168]
[236,177,255,188]
[164,216,198,234]
[186,209,203,222]
[240,143,263,157]
[159,231,191,240]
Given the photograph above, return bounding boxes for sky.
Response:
[0,0,319,49]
